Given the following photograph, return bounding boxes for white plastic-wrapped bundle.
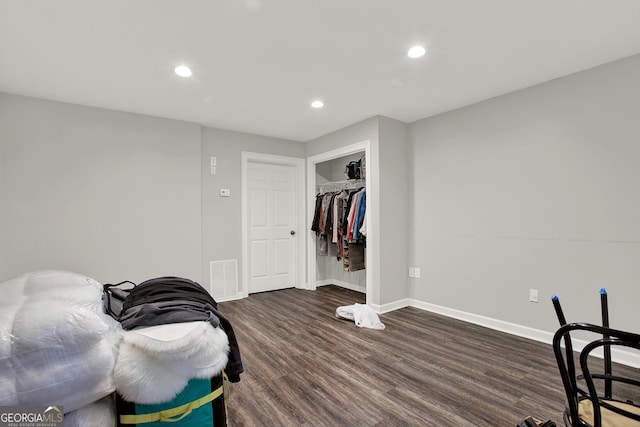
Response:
[0,276,27,406]
[64,395,116,427]
[0,270,123,413]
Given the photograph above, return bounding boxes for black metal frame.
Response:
[551,290,640,427]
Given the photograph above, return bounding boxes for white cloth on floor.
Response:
[336,305,355,321]
[335,303,385,330]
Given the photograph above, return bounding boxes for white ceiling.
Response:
[2,1,640,142]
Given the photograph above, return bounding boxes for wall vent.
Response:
[209,259,238,301]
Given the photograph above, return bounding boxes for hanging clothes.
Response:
[318,235,329,256]
[359,215,367,237]
[344,188,365,242]
[345,191,359,241]
[341,190,357,237]
[311,185,366,267]
[332,190,348,244]
[311,193,323,233]
[346,242,365,271]
[334,190,349,261]
[352,190,366,241]
[317,192,333,235]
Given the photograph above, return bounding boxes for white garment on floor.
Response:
[335,303,385,330]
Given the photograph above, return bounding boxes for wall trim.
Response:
[316,279,366,294]
[409,298,555,344]
[375,298,410,314]
[214,294,244,303]
[375,298,640,368]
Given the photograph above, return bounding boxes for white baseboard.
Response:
[214,293,244,303]
[409,299,555,344]
[377,298,640,368]
[316,279,366,294]
[295,282,311,291]
[375,298,411,314]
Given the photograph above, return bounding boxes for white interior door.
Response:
[247,161,296,293]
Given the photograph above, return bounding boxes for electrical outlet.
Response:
[529,288,539,303]
[414,268,421,279]
[408,267,415,278]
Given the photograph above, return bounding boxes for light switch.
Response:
[219,189,231,197]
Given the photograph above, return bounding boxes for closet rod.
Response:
[317,179,365,193]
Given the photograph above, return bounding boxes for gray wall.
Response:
[200,127,305,294]
[305,117,379,158]
[378,116,410,304]
[0,93,203,284]
[0,126,6,277]
[408,54,640,333]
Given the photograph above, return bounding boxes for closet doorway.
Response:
[306,140,375,305]
[242,152,306,297]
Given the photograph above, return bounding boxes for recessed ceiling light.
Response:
[311,100,324,109]
[407,45,426,59]
[174,65,193,77]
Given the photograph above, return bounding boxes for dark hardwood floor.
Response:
[217,285,628,426]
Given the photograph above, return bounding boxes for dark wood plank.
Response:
[218,285,635,426]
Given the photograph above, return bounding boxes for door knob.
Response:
[290,230,296,235]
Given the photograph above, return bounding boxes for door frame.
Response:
[241,152,306,297]
[306,140,375,305]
